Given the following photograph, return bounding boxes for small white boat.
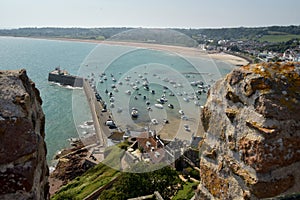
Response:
[183,97,190,102]
[133,85,139,90]
[117,108,122,113]
[125,90,131,95]
[169,80,176,84]
[181,115,189,120]
[118,81,123,85]
[112,78,117,82]
[190,81,197,86]
[185,127,191,132]
[103,76,107,80]
[179,110,184,115]
[99,80,104,83]
[110,103,115,108]
[151,119,158,125]
[154,104,164,109]
[168,104,174,109]
[109,97,115,102]
[142,81,149,86]
[188,96,195,100]
[131,108,139,118]
[197,80,204,85]
[157,97,168,104]
[114,88,119,92]
[163,78,169,82]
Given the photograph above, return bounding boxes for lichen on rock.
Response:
[196,62,300,199]
[0,69,49,200]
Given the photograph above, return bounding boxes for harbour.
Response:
[48,66,207,169]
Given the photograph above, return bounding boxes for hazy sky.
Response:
[1,0,299,28]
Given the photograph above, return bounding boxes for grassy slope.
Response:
[258,34,300,43]
[172,181,198,200]
[51,163,120,200]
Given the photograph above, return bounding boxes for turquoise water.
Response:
[0,37,235,166]
[75,44,234,140]
[0,37,97,164]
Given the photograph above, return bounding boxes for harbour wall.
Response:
[48,73,84,87]
[82,79,106,146]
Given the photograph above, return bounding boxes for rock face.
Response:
[197,62,300,199]
[0,70,49,200]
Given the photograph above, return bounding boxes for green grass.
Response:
[258,34,300,43]
[172,181,198,200]
[51,163,120,200]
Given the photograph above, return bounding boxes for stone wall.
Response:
[48,73,83,87]
[0,69,49,200]
[197,62,300,199]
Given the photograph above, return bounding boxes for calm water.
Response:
[0,37,234,167]
[0,37,96,165]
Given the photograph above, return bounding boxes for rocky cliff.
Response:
[0,70,49,200]
[197,62,300,199]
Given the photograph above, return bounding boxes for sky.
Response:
[0,0,299,29]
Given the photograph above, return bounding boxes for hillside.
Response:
[1,25,300,44]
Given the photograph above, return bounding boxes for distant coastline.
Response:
[1,36,249,66]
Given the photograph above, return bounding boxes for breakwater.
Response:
[48,69,84,87]
[82,79,107,146]
[48,69,109,147]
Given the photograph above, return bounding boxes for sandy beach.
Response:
[102,41,250,66]
[25,37,249,66]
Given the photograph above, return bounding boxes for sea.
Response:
[0,36,235,168]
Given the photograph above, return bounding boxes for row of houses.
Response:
[200,39,300,62]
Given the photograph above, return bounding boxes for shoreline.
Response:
[2,36,249,66]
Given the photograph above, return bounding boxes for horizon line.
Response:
[0,24,300,30]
